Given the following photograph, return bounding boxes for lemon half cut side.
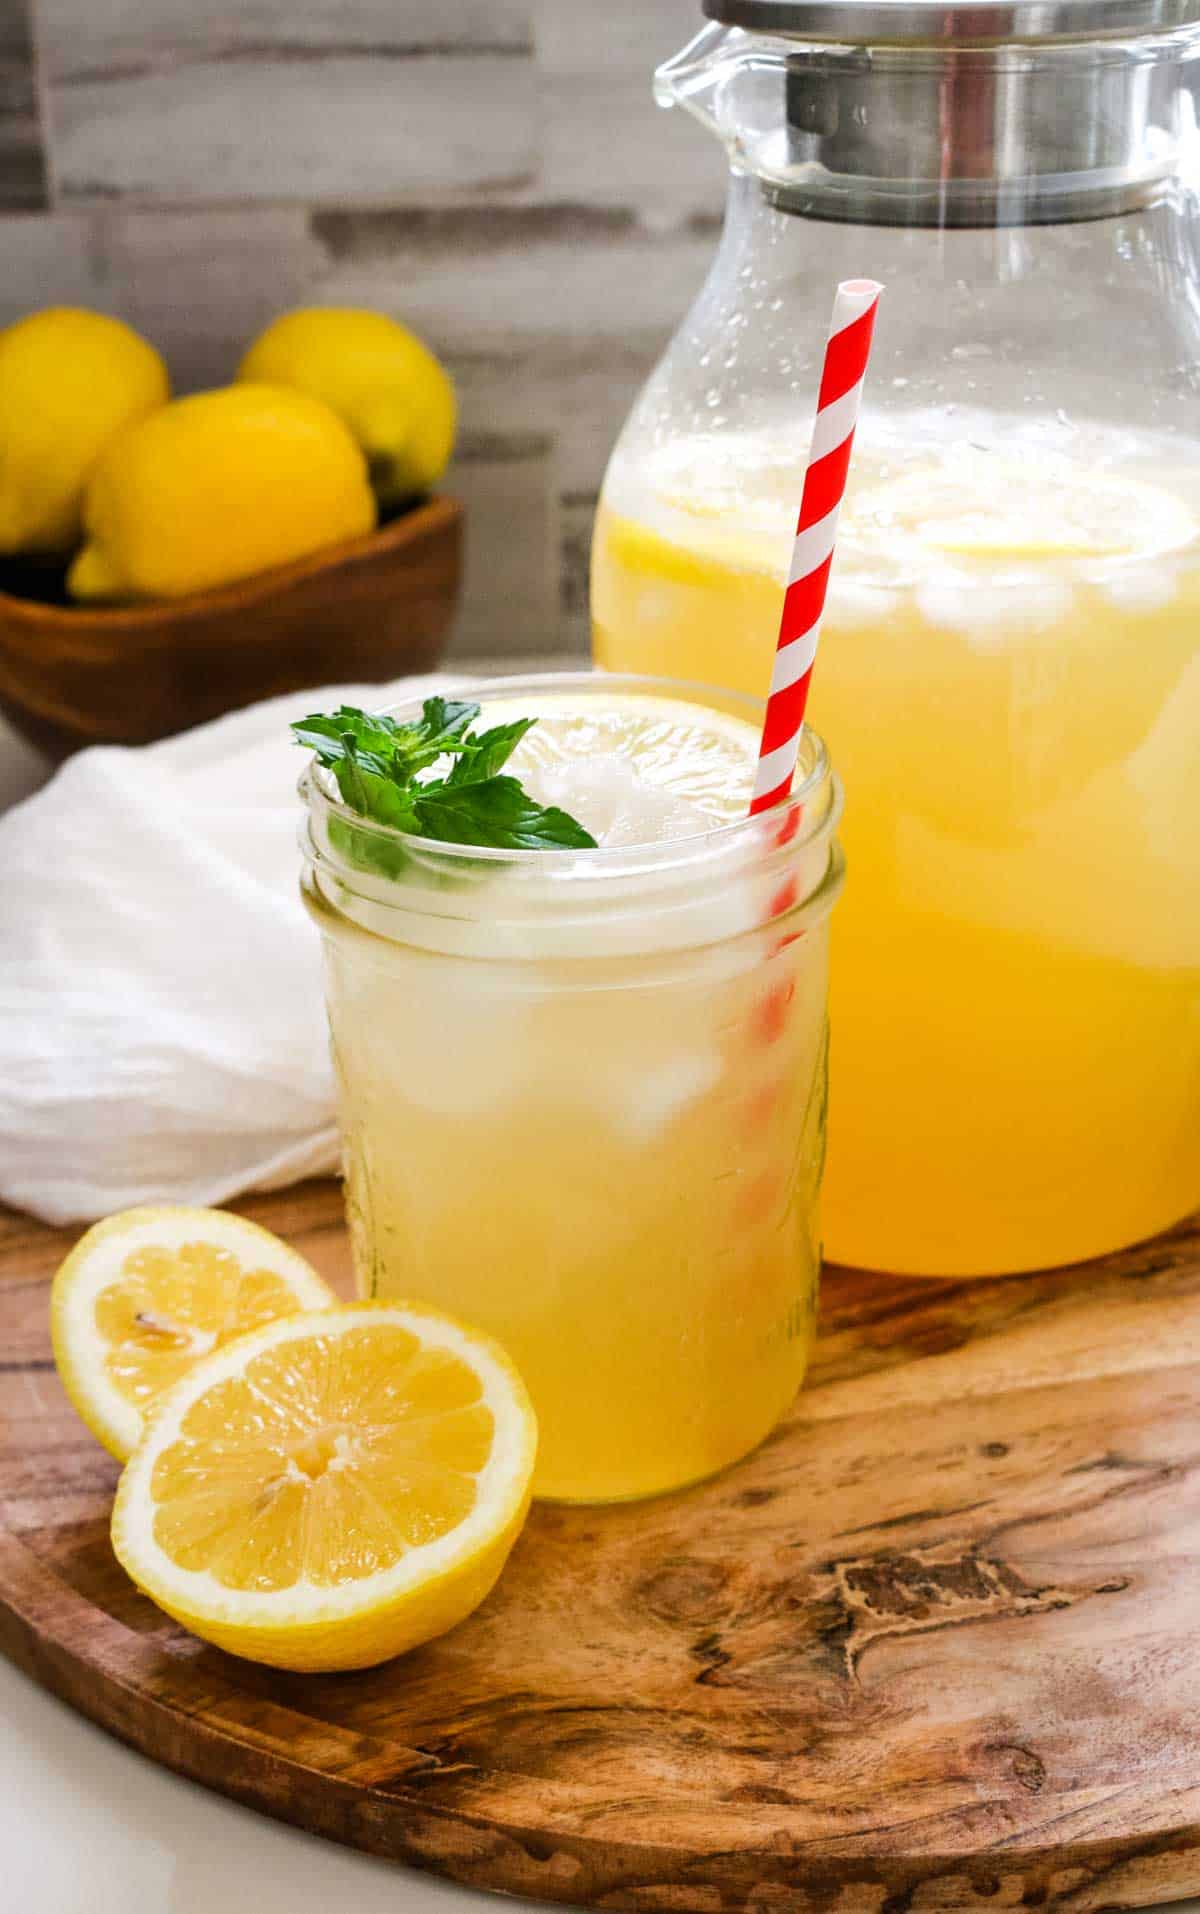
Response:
[51,1205,335,1462]
[111,1303,538,1672]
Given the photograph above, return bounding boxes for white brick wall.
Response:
[0,0,730,657]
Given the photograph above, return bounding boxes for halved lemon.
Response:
[51,1206,334,1462]
[111,1303,537,1671]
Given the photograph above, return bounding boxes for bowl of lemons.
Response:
[0,306,463,759]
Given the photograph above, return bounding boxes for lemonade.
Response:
[593,417,1200,1275]
[301,676,843,1502]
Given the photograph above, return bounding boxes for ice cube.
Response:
[1102,564,1180,613]
[590,1049,724,1144]
[916,570,1074,645]
[522,754,716,848]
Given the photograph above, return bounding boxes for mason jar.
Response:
[300,673,843,1502]
[593,0,1200,1275]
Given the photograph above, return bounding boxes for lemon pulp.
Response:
[100,1242,317,1425]
[51,1207,333,1460]
[150,1322,493,1591]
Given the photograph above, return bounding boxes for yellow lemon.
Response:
[238,307,456,507]
[0,307,168,555]
[68,383,377,603]
[51,1205,335,1461]
[111,1302,537,1671]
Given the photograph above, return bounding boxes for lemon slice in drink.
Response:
[51,1207,334,1461]
[850,458,1198,564]
[111,1303,537,1671]
[486,688,760,843]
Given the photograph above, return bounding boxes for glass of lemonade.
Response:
[300,674,843,1503]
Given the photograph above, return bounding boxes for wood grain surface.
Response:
[2,1181,1200,1913]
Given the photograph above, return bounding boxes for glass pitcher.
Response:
[592,0,1200,1277]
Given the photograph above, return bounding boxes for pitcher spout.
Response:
[654,23,775,156]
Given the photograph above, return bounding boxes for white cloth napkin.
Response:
[0,674,451,1224]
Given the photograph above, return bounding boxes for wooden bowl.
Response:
[0,495,463,761]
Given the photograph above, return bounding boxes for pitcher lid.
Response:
[702,0,1200,40]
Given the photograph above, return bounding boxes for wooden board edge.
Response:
[4,1525,1200,1914]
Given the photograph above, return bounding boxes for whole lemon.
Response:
[238,308,456,507]
[69,384,377,603]
[0,308,168,555]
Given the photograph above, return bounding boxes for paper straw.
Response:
[750,278,882,816]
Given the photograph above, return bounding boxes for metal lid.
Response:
[702,0,1200,41]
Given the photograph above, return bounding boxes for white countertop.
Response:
[0,1655,541,1914]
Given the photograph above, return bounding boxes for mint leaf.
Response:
[443,717,536,785]
[328,813,411,880]
[292,718,391,786]
[293,706,406,768]
[413,697,480,758]
[332,757,418,833]
[293,700,597,856]
[294,700,483,785]
[413,775,597,849]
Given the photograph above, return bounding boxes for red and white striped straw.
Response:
[750,278,883,815]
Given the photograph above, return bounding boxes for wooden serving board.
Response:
[3,1183,1200,1913]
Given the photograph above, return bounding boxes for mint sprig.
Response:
[293,700,598,863]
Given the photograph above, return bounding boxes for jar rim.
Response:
[300,670,835,880]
